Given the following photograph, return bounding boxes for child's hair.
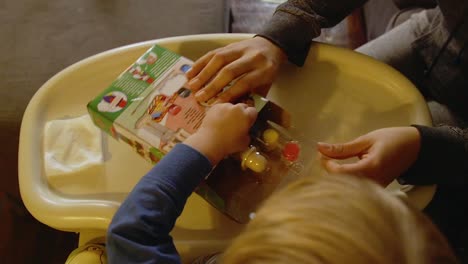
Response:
[221,174,458,264]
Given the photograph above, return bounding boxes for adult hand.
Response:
[317,127,421,186]
[184,103,258,165]
[186,36,286,103]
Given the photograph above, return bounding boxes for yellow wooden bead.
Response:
[263,129,279,146]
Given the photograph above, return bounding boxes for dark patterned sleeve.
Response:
[399,125,468,185]
[257,0,367,66]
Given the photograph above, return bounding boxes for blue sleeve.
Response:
[106,143,213,264]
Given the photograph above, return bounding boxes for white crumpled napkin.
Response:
[43,115,103,177]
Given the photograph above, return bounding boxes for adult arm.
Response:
[187,0,367,103]
[399,125,468,185]
[317,125,468,187]
[258,0,367,66]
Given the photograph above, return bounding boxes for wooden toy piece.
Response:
[262,128,279,149]
[241,146,268,173]
[282,141,300,162]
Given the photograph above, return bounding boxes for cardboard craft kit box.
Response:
[87,45,306,223]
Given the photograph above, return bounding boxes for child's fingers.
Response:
[232,103,258,127]
[244,107,258,126]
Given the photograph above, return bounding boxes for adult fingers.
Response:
[188,50,242,91]
[321,157,371,176]
[317,138,370,160]
[214,71,264,103]
[195,56,255,102]
[186,50,218,79]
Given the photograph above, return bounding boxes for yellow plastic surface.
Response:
[18,33,435,263]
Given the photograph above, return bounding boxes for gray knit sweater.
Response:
[258,0,468,185]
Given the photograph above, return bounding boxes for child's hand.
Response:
[317,127,421,186]
[184,103,258,165]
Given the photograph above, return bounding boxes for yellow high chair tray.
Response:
[18,34,435,263]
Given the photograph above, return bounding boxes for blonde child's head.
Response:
[222,174,457,264]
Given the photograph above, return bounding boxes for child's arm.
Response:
[106,143,212,264]
[106,103,257,264]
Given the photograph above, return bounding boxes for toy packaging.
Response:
[87,45,307,223]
